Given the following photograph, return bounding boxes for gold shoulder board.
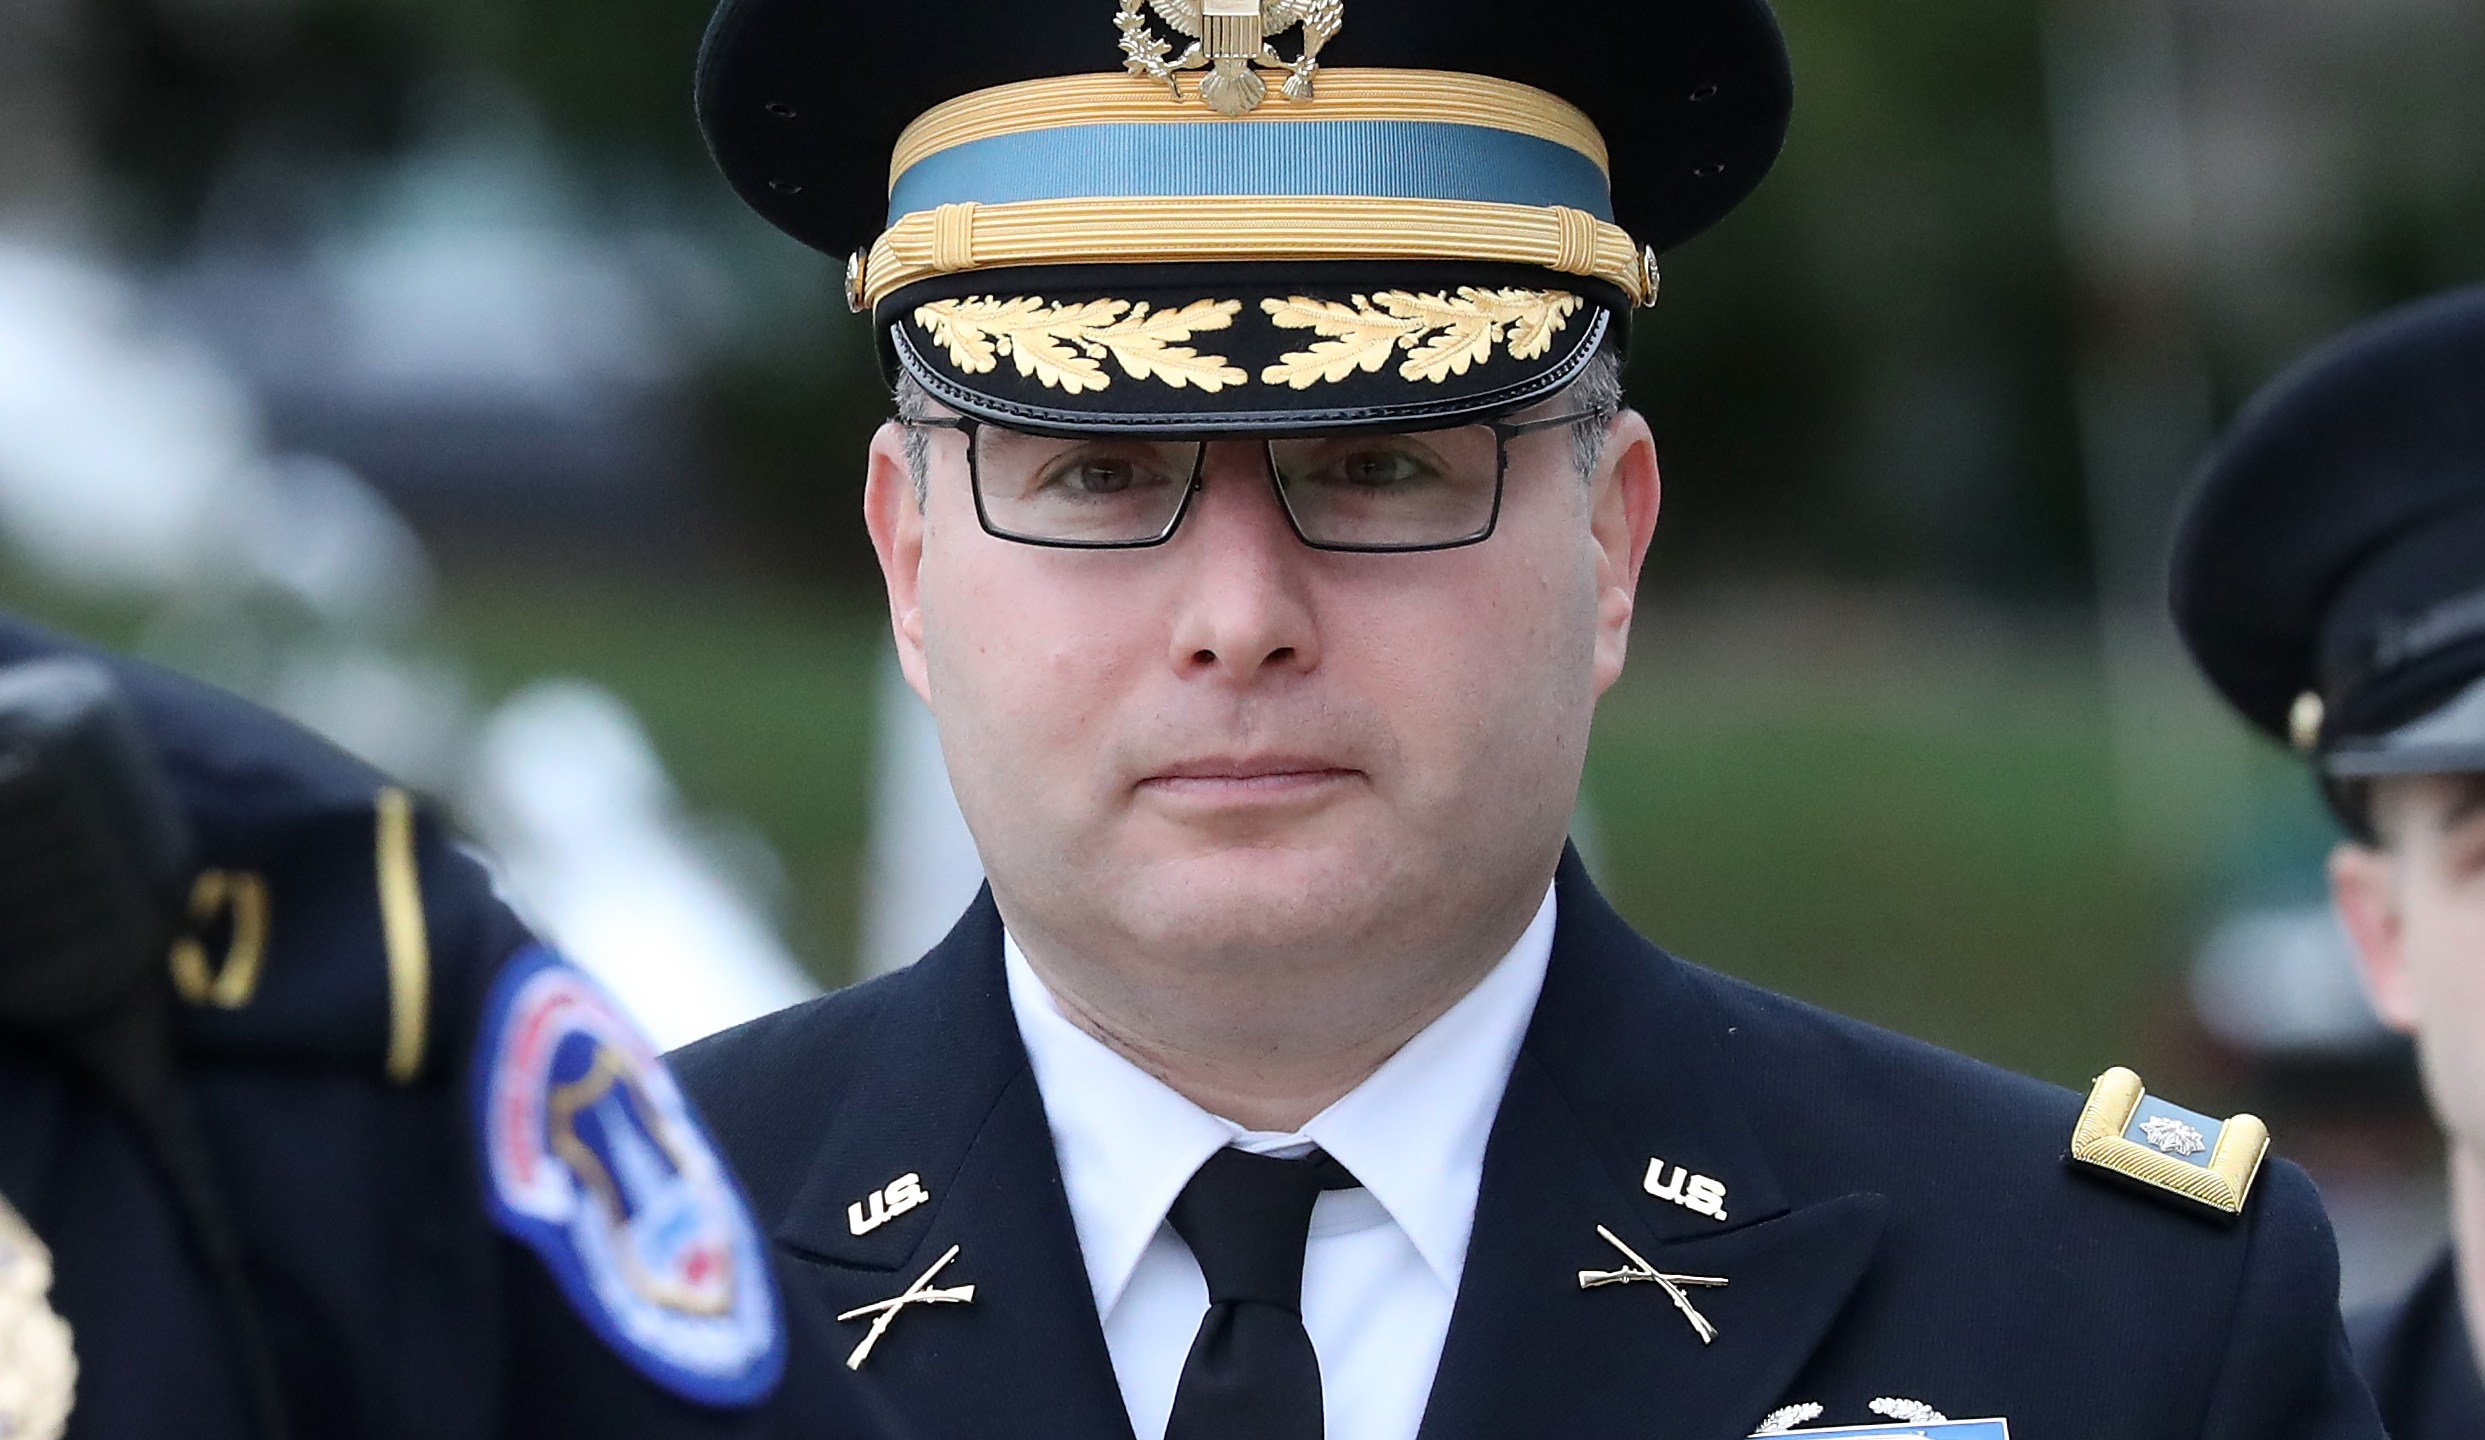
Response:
[2069,1066,2269,1217]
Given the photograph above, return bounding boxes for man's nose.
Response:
[1164,442,1322,683]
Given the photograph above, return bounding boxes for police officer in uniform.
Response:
[2171,286,2485,1440]
[0,613,902,1438]
[675,2,2387,1435]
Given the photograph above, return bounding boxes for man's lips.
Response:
[1137,756,1362,794]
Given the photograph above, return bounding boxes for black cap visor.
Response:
[2327,669,2485,781]
[882,260,1618,437]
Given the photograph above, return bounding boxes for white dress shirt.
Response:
[1002,886,1556,1440]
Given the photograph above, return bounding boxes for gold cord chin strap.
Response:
[861,195,1650,310]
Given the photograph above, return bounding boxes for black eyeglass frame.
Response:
[899,406,1619,554]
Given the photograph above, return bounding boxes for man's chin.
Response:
[1113,842,1403,951]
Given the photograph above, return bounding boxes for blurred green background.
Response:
[4,0,2481,1297]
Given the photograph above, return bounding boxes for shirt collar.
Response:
[1005,884,1556,1319]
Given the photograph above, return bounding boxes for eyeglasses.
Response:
[900,407,1616,553]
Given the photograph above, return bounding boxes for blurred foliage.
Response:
[1641,0,2086,593]
[1590,630,2183,1089]
[435,577,882,973]
[689,330,887,594]
[76,0,431,248]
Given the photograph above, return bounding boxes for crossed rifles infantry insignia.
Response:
[837,1245,978,1370]
[1116,0,1346,115]
[0,1194,76,1440]
[1577,1224,1730,1344]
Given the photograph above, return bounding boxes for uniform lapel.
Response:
[766,895,1136,1440]
[1416,853,1888,1440]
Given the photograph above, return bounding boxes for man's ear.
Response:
[864,421,934,705]
[2331,840,2416,1034]
[1588,409,1661,698]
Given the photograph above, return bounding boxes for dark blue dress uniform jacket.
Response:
[673,850,2386,1439]
[0,616,901,1439]
[2350,1254,2485,1439]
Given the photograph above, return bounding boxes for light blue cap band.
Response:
[888,119,1614,227]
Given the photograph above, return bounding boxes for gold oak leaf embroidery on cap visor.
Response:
[1262,287,1582,388]
[912,296,1249,395]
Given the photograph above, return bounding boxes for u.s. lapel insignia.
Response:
[1645,1155,1730,1222]
[1576,1224,1728,1344]
[849,1173,931,1236]
[2068,1066,2268,1217]
[0,1193,77,1440]
[837,1245,978,1370]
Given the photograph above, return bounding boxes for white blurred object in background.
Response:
[2190,903,2392,1059]
[0,241,261,592]
[861,654,985,977]
[0,234,814,1047]
[0,239,435,627]
[238,453,434,632]
[263,642,471,795]
[467,680,818,1048]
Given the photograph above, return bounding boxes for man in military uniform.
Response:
[0,614,902,1437]
[2171,286,2485,1440]
[675,2,2386,1435]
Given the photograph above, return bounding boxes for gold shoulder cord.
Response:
[375,787,432,1084]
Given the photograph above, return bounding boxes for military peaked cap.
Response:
[696,0,1791,434]
[2172,285,2485,824]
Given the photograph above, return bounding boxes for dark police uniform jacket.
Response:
[674,850,2384,1439]
[2350,1254,2485,1439]
[0,615,900,1439]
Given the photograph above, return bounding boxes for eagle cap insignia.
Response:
[1116,0,1346,115]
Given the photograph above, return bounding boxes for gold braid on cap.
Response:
[855,70,1651,311]
[887,70,1613,186]
[861,194,1648,310]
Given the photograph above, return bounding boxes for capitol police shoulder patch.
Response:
[474,946,785,1407]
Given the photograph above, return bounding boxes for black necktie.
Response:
[1162,1146,1361,1440]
